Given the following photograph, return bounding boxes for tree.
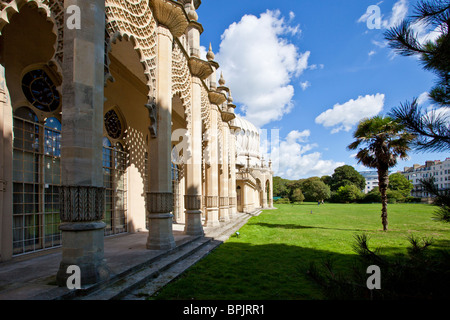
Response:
[301,178,331,202]
[388,172,414,197]
[273,176,290,198]
[329,165,366,191]
[385,0,450,223]
[321,175,332,186]
[333,184,364,203]
[420,177,450,222]
[348,116,415,231]
[290,188,305,204]
[385,0,450,152]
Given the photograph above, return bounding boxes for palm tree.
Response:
[348,116,415,231]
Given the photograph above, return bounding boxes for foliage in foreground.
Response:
[306,233,450,299]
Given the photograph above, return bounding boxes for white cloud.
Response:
[289,11,295,21]
[368,50,376,57]
[199,45,207,61]
[411,20,443,45]
[265,130,345,179]
[417,91,430,106]
[300,81,311,91]
[315,93,385,134]
[215,10,309,128]
[372,39,388,48]
[382,0,408,28]
[358,0,408,29]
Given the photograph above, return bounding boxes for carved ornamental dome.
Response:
[232,116,262,167]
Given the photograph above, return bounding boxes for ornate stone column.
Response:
[203,45,225,228]
[204,107,220,227]
[146,25,176,250]
[219,121,230,222]
[146,0,189,249]
[184,9,211,236]
[228,121,239,218]
[56,0,109,286]
[0,65,13,262]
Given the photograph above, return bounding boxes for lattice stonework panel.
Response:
[41,0,64,64]
[172,40,192,132]
[105,0,157,99]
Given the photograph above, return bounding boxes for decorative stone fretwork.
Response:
[206,195,218,208]
[189,56,213,80]
[147,192,174,214]
[42,0,64,64]
[219,196,229,207]
[208,90,227,106]
[172,40,192,135]
[105,0,158,100]
[184,194,202,210]
[229,197,236,206]
[149,0,189,38]
[59,186,105,222]
[200,84,211,130]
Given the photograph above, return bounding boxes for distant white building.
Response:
[401,158,450,198]
[360,171,379,194]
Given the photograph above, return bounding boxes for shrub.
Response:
[274,198,290,204]
[331,185,364,203]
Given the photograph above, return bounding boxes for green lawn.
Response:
[150,203,450,300]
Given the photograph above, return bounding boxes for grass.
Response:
[149,202,450,300]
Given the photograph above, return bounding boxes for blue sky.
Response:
[196,0,449,180]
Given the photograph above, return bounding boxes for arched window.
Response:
[171,161,182,222]
[104,109,123,140]
[21,69,61,113]
[236,186,242,207]
[103,117,127,235]
[12,107,61,255]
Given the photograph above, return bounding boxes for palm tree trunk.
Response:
[378,167,389,231]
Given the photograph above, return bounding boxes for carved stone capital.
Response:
[59,186,105,222]
[208,90,227,106]
[219,196,229,207]
[221,110,236,122]
[147,192,174,213]
[189,56,213,80]
[150,0,189,37]
[206,195,218,208]
[178,0,202,9]
[184,194,202,210]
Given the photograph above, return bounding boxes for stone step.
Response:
[54,235,203,300]
[58,211,255,300]
[209,212,257,241]
[77,237,214,300]
[122,213,257,300]
[122,239,223,300]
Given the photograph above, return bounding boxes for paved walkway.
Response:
[0,212,258,300]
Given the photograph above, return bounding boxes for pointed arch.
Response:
[105,0,158,101]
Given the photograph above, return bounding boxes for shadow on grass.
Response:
[151,236,450,300]
[248,222,370,233]
[151,241,360,300]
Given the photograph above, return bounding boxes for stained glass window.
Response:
[21,69,61,112]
